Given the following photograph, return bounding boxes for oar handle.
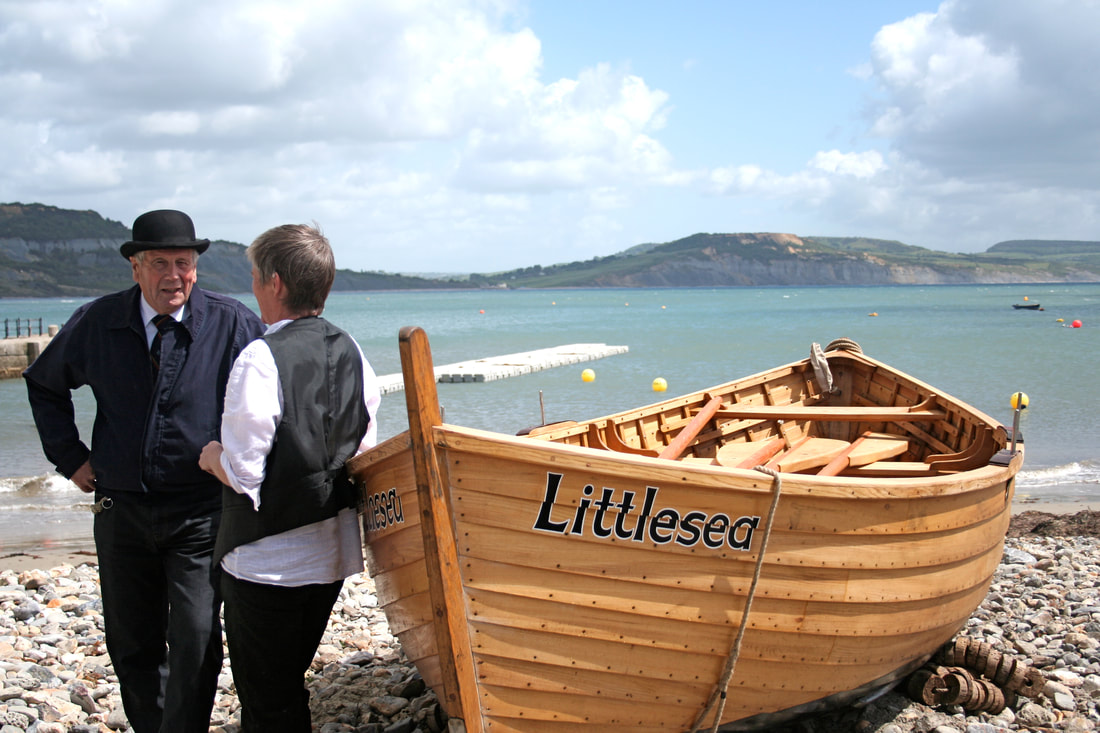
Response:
[659,395,724,460]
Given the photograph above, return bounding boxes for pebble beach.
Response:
[2,526,1099,732]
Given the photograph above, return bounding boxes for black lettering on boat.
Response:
[730,515,759,551]
[364,487,404,534]
[533,472,759,552]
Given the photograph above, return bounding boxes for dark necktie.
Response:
[150,314,176,374]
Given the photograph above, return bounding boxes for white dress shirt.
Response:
[217,319,381,587]
[138,298,185,346]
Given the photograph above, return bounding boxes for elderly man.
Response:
[199,223,380,732]
[23,209,264,733]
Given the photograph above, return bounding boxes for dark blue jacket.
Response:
[24,284,264,498]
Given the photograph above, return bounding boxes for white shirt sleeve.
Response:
[357,340,381,452]
[218,338,281,511]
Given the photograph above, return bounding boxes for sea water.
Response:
[2,283,1098,553]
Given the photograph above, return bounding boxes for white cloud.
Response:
[1,0,1099,271]
[33,146,125,189]
[809,150,885,179]
[139,111,201,136]
[704,0,1100,252]
[866,0,1100,186]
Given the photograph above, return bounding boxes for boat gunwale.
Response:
[430,422,1022,498]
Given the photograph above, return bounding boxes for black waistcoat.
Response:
[215,317,368,562]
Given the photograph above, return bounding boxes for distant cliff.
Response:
[475,233,1100,288]
[2,203,1099,296]
[0,203,473,297]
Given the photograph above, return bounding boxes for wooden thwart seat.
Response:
[817,432,909,476]
[715,436,849,473]
[711,404,946,422]
[714,431,910,474]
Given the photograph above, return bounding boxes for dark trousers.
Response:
[221,573,343,733]
[93,492,223,733]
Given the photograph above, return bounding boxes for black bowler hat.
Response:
[119,209,211,258]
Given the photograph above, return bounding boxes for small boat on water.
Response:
[1012,303,1041,310]
[348,328,1024,732]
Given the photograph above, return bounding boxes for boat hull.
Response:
[350,336,1022,732]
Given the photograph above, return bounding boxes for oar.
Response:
[818,432,872,476]
[714,436,786,468]
[659,395,725,460]
[817,431,910,476]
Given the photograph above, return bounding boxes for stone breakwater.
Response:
[2,536,1099,733]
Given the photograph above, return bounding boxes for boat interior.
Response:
[526,346,1009,478]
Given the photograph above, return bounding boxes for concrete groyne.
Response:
[0,331,56,379]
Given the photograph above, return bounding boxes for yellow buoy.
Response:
[869,312,878,317]
[652,377,668,392]
[581,369,595,383]
[1011,392,1029,410]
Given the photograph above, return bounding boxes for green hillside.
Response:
[0,202,473,297]
[2,203,1099,295]
[0,202,130,240]
[470,232,1100,288]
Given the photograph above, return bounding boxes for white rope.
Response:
[689,465,784,733]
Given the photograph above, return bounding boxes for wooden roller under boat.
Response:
[348,329,1024,732]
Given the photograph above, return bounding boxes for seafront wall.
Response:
[0,331,55,379]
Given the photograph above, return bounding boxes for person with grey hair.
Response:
[199,223,380,732]
[24,209,264,733]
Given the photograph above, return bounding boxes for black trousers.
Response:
[221,572,344,733]
[93,491,223,733]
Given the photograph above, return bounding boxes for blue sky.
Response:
[2,0,1098,273]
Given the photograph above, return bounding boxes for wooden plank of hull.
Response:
[460,561,993,644]
[470,637,947,729]
[463,540,1004,608]
[474,650,925,732]
[470,624,956,699]
[463,582,991,663]
[452,509,1009,601]
[363,520,427,575]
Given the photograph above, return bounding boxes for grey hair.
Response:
[247,223,335,314]
[131,249,198,264]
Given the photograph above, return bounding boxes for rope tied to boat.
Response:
[689,465,784,733]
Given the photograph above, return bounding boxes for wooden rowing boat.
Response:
[348,329,1023,732]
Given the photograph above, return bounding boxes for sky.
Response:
[2,0,1099,274]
